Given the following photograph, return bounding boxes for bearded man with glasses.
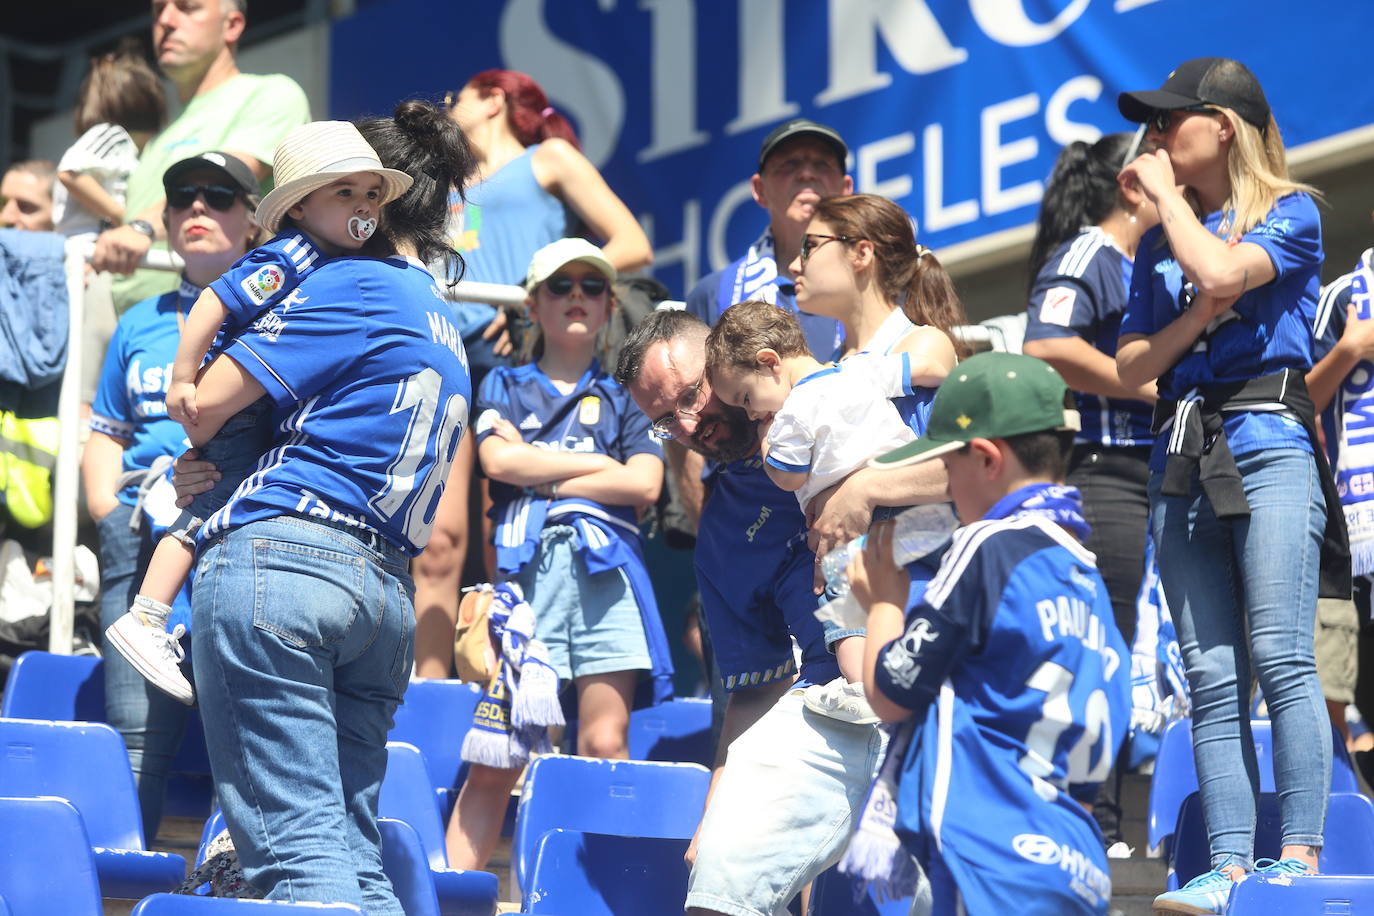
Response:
[617,308,925,916]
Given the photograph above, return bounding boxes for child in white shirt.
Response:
[54,43,165,239]
[704,298,953,515]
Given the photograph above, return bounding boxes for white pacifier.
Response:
[348,215,376,242]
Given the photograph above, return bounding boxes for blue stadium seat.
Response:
[387,679,483,817]
[378,817,442,916]
[130,895,363,913]
[0,718,186,897]
[380,742,501,916]
[521,829,690,914]
[1168,791,1374,889]
[1,650,105,720]
[808,863,914,915]
[1224,874,1374,914]
[626,698,713,767]
[0,796,104,916]
[1148,717,1357,857]
[512,756,710,894]
[1,650,214,818]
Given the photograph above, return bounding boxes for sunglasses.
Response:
[1148,105,1215,135]
[799,233,860,267]
[167,184,242,211]
[543,274,609,297]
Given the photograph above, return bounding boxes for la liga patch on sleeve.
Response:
[241,265,285,306]
[1039,286,1077,327]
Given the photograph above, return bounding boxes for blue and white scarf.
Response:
[838,482,1089,896]
[1126,533,1190,770]
[460,582,564,769]
[719,229,784,308]
[1336,248,1374,576]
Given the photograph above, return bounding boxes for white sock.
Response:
[131,595,172,629]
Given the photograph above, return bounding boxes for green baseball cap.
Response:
[870,352,1080,469]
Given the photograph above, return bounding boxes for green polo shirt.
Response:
[112,72,309,311]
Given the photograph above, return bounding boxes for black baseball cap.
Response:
[162,150,261,202]
[758,118,848,172]
[1118,57,1270,130]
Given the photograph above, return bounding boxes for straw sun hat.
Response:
[256,120,413,234]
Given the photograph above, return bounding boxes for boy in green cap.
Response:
[842,351,1131,915]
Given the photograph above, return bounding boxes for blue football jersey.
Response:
[1025,227,1154,447]
[89,279,200,505]
[1120,192,1322,464]
[204,255,471,555]
[207,231,326,352]
[876,514,1130,914]
[473,360,662,512]
[694,457,840,690]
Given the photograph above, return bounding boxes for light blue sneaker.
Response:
[1253,857,1315,876]
[1152,867,1238,915]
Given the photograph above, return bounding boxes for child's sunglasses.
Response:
[543,274,609,297]
[166,184,242,211]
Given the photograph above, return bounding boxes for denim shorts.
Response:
[512,525,650,682]
[170,397,274,545]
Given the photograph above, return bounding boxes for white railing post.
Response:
[48,239,88,654]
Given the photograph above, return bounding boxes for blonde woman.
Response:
[1115,57,1343,914]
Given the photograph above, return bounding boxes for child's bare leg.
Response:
[445,763,522,869]
[575,671,637,759]
[137,535,197,607]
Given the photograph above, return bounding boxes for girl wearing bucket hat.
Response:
[1115,58,1343,913]
[104,121,414,708]
[168,99,477,912]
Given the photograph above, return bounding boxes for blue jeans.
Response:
[191,516,416,912]
[1149,448,1330,867]
[95,501,191,843]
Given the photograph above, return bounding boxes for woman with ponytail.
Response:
[785,192,967,568]
[1020,133,1160,854]
[177,100,478,912]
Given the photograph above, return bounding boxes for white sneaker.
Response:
[1107,841,1134,859]
[106,614,195,705]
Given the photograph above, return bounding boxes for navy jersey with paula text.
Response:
[205,255,471,555]
[876,514,1130,914]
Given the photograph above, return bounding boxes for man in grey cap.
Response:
[686,118,852,361]
[673,120,853,530]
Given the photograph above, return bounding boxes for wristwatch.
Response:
[128,219,156,241]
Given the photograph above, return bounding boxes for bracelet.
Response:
[549,480,560,500]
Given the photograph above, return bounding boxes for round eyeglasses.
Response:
[650,383,709,440]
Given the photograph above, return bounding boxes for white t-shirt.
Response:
[765,352,917,511]
[53,123,139,238]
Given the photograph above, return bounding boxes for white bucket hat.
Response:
[256,120,413,234]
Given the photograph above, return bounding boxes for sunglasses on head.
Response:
[167,184,242,211]
[543,274,608,297]
[1148,105,1215,135]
